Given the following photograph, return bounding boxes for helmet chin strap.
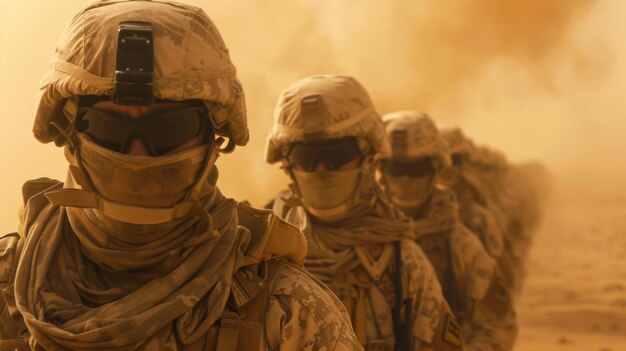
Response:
[291,156,378,223]
[45,143,220,226]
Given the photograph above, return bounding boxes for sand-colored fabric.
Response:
[297,186,414,279]
[272,188,457,350]
[411,186,518,351]
[14,187,247,351]
[0,234,25,339]
[381,111,451,170]
[5,178,364,350]
[75,133,212,208]
[265,75,388,164]
[409,185,460,239]
[440,127,476,156]
[33,0,248,147]
[265,264,363,351]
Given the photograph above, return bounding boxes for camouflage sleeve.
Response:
[400,240,464,351]
[265,263,363,351]
[450,227,518,351]
[463,203,505,258]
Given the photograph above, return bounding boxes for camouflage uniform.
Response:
[440,128,515,290]
[266,75,463,351]
[453,144,546,295]
[380,112,518,351]
[0,2,361,350]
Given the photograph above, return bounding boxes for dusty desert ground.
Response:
[515,175,626,351]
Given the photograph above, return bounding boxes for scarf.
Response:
[411,185,460,239]
[14,187,247,351]
[285,185,413,280]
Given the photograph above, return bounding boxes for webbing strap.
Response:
[215,310,240,351]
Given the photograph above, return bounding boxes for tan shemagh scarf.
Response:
[14,188,247,351]
[286,185,413,279]
[411,185,460,239]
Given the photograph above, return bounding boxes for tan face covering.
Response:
[292,168,361,209]
[76,133,209,207]
[291,161,378,223]
[384,174,434,211]
[47,133,219,225]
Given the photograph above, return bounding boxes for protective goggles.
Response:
[286,138,365,172]
[75,106,210,156]
[380,158,435,177]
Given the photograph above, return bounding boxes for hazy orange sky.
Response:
[1,0,625,231]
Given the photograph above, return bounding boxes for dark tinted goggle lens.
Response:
[381,158,435,177]
[76,106,209,156]
[287,138,363,172]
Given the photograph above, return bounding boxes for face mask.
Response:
[293,168,360,208]
[438,166,461,187]
[384,174,433,209]
[76,133,209,208]
[291,166,375,222]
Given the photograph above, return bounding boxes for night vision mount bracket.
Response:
[113,21,154,105]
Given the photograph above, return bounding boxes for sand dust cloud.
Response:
[1,1,625,349]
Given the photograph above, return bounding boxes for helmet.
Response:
[473,146,509,170]
[265,74,388,163]
[440,127,475,157]
[33,0,248,147]
[381,111,451,171]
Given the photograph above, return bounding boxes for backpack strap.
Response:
[213,259,290,351]
[392,240,412,351]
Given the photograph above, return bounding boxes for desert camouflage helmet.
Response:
[473,145,509,170]
[33,0,248,147]
[265,74,389,163]
[382,111,451,170]
[440,127,476,156]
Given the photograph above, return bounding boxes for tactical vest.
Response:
[0,179,307,351]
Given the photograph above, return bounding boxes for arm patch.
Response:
[430,307,464,351]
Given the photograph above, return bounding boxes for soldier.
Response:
[266,75,463,351]
[0,2,362,350]
[469,146,548,296]
[378,112,518,351]
[439,128,515,290]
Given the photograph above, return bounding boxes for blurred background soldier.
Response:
[378,111,518,351]
[439,127,515,291]
[442,132,550,296]
[265,74,463,351]
[0,1,362,350]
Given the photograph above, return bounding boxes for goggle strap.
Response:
[188,145,220,202]
[68,165,94,191]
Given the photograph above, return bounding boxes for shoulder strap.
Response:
[213,259,290,351]
[20,178,63,240]
[417,233,461,318]
[237,202,307,265]
[392,240,413,351]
